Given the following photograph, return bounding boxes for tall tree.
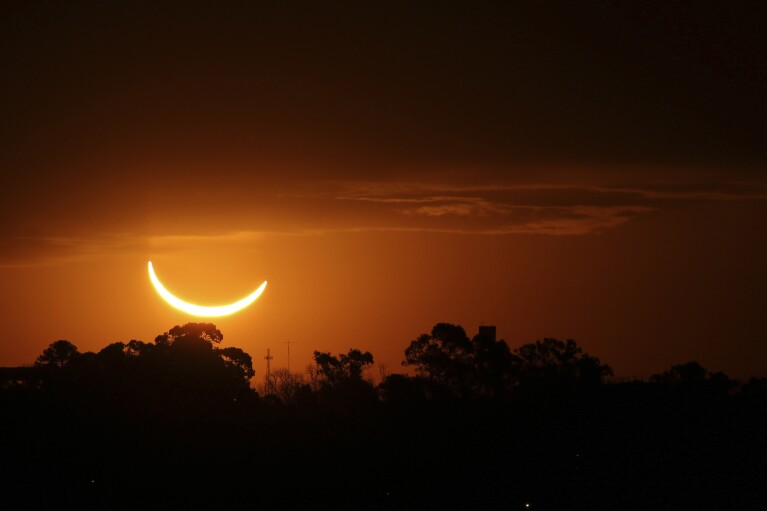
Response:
[312,348,375,403]
[403,323,473,395]
[35,340,80,368]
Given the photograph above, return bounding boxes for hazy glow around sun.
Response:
[147,261,267,317]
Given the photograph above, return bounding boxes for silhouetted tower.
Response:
[478,325,496,342]
[281,341,298,373]
[264,348,274,394]
[282,341,298,372]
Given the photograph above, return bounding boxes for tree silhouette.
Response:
[512,338,612,388]
[312,349,375,403]
[314,349,374,386]
[88,323,259,403]
[341,349,374,380]
[217,346,255,382]
[403,323,473,395]
[269,368,307,404]
[125,339,154,357]
[35,340,80,368]
[650,361,735,396]
[379,373,444,402]
[97,342,128,367]
[650,360,708,384]
[155,323,224,345]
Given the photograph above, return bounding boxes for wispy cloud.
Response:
[501,205,655,235]
[325,178,767,236]
[3,177,764,268]
[337,180,767,203]
[328,181,671,236]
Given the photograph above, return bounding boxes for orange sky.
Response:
[1,2,766,379]
[2,170,766,379]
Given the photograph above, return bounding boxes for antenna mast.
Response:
[264,348,274,395]
[282,341,297,373]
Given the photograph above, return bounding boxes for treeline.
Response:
[7,324,256,411]
[1,323,766,510]
[5,321,766,406]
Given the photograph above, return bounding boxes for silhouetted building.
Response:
[478,325,496,342]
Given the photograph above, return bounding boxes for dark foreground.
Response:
[2,382,765,511]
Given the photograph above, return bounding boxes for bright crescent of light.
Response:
[148,261,267,317]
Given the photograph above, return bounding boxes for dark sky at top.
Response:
[2,1,765,177]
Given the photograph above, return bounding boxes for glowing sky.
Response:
[1,2,766,378]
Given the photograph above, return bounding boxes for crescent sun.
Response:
[147,261,267,317]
